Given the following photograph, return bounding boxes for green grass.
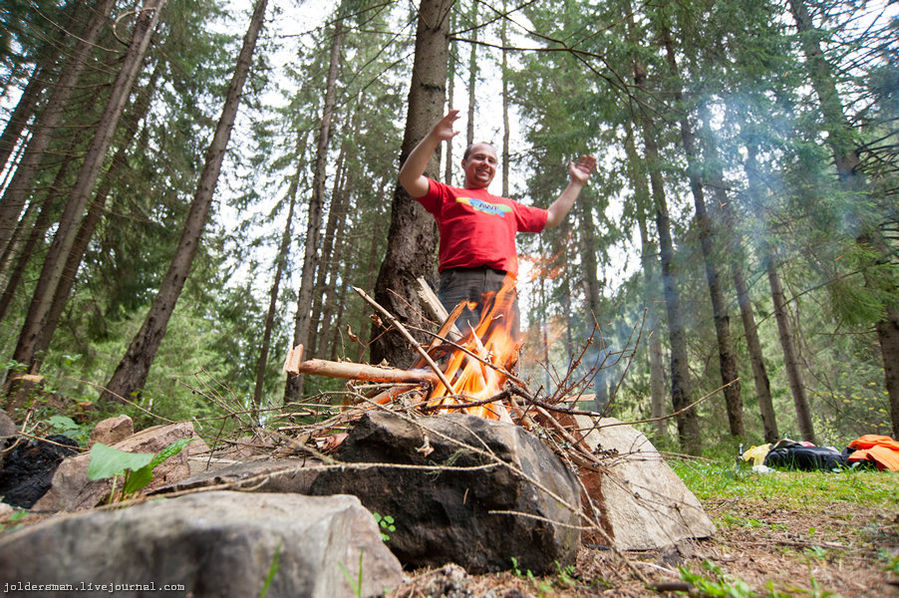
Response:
[670,459,898,509]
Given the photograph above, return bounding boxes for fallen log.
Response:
[284,344,439,384]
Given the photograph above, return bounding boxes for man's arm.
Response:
[545,155,597,229]
[399,110,461,198]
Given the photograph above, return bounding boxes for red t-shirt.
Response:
[415,179,547,275]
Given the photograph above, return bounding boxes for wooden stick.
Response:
[417,276,463,341]
[282,344,304,373]
[285,354,439,384]
[425,300,468,353]
[352,286,456,393]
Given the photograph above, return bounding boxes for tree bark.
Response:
[465,0,477,148]
[284,15,344,402]
[35,66,161,359]
[6,0,163,402]
[252,133,305,416]
[626,6,700,453]
[0,0,116,257]
[370,0,452,367]
[788,0,898,437]
[100,0,265,406]
[766,255,816,442]
[623,121,667,439]
[662,28,743,437]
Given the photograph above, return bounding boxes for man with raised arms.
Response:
[399,109,596,335]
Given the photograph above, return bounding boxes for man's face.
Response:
[461,143,498,189]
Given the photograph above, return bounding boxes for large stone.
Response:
[89,414,133,447]
[152,457,320,495]
[0,408,16,440]
[310,411,582,574]
[32,421,198,512]
[0,491,402,598]
[575,415,715,550]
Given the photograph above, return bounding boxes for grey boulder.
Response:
[0,491,402,598]
[575,415,715,550]
[310,410,582,574]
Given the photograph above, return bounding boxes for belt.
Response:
[442,266,508,276]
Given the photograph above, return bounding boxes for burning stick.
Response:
[353,286,455,392]
[284,344,440,384]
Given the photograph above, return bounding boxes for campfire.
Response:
[280,277,644,480]
[283,279,525,423]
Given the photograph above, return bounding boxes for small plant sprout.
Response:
[371,512,395,542]
[338,550,364,598]
[257,543,282,598]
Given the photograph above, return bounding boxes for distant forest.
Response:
[0,0,896,453]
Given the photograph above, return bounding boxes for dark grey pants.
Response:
[437,267,520,338]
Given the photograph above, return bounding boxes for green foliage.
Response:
[508,557,578,596]
[671,458,898,509]
[87,438,193,502]
[257,543,282,598]
[371,512,395,542]
[879,551,899,576]
[338,550,364,598]
[0,508,28,534]
[678,560,753,598]
[43,415,90,445]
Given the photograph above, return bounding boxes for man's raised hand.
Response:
[430,110,462,143]
[569,155,597,185]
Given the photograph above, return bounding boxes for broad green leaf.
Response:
[122,438,194,495]
[87,443,154,481]
[46,415,79,431]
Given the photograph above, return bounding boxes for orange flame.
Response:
[426,276,522,421]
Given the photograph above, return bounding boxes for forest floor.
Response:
[393,462,899,597]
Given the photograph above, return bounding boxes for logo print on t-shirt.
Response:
[456,197,513,217]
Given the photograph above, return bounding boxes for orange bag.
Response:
[847,435,899,472]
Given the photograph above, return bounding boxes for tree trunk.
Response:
[788,0,898,437]
[501,0,510,199]
[465,0,477,148]
[0,64,46,176]
[0,0,83,175]
[0,0,116,257]
[877,306,899,439]
[444,9,455,186]
[627,7,700,453]
[284,15,344,402]
[316,182,352,362]
[34,65,161,359]
[252,133,305,416]
[662,29,743,437]
[766,255,816,442]
[100,0,265,406]
[328,263,351,362]
[308,135,348,359]
[6,0,163,403]
[576,192,610,411]
[735,142,779,442]
[623,122,667,439]
[370,0,452,367]
[732,262,778,442]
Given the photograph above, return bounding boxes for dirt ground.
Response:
[392,498,899,597]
